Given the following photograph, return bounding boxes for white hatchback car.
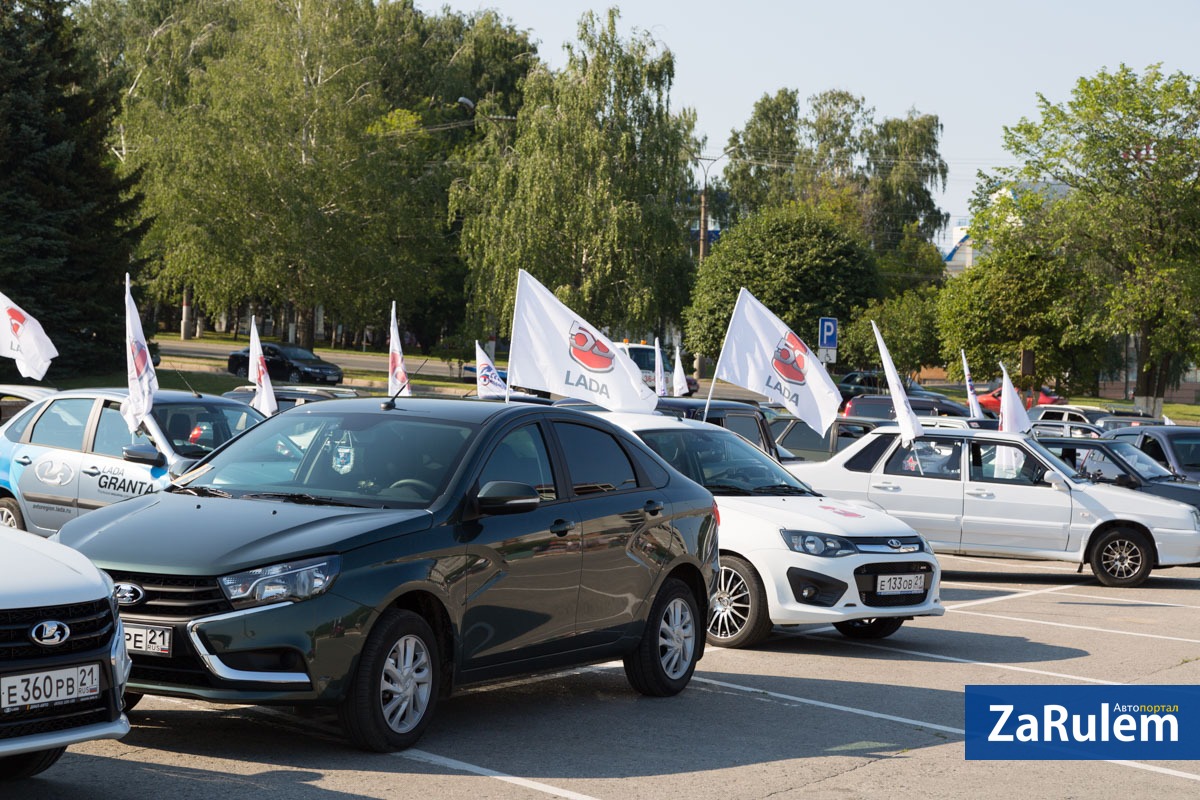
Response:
[788,428,1200,587]
[598,413,943,647]
[0,528,131,780]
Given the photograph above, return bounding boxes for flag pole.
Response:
[703,289,744,423]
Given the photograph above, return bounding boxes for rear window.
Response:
[845,433,897,472]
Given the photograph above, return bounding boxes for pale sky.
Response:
[418,0,1200,247]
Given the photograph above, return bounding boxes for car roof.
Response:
[592,411,722,434]
[864,426,1041,443]
[0,384,57,400]
[39,387,241,404]
[553,396,760,413]
[281,395,595,425]
[1105,424,1200,435]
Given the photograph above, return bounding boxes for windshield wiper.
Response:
[702,483,753,495]
[170,485,232,498]
[750,484,815,496]
[240,491,368,508]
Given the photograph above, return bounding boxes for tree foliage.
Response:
[685,204,879,357]
[840,286,941,377]
[450,8,695,338]
[975,64,1200,405]
[0,0,144,377]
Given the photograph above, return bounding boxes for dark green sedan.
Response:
[54,399,717,751]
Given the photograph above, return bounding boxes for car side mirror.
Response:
[1113,473,1136,489]
[476,480,540,515]
[1045,470,1069,492]
[123,443,166,467]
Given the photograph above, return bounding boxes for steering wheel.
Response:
[387,478,436,494]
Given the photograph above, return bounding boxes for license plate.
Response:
[125,623,172,656]
[876,573,925,595]
[2,663,100,712]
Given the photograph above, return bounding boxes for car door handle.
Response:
[870,482,899,491]
[550,519,576,536]
[643,500,664,516]
[966,489,994,498]
[82,467,102,477]
[14,456,31,466]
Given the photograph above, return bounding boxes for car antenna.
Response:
[380,380,409,410]
[174,369,202,398]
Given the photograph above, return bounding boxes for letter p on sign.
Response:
[818,317,837,350]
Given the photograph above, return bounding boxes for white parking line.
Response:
[401,750,603,800]
[943,581,1084,610]
[949,609,1200,643]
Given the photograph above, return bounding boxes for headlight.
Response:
[219,555,341,609]
[100,569,118,616]
[781,530,858,557]
[921,536,936,554]
[1191,508,1200,531]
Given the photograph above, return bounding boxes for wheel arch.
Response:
[1086,520,1159,567]
[664,561,710,627]
[389,590,456,695]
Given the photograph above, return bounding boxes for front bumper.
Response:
[1150,527,1200,566]
[747,548,944,625]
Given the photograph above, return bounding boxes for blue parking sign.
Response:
[818,317,838,349]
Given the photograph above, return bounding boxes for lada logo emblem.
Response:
[30,620,70,646]
[771,332,810,385]
[887,538,903,549]
[35,459,74,486]
[568,321,615,373]
[113,582,146,606]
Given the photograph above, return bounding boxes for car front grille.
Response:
[0,703,114,741]
[106,572,233,620]
[854,561,933,608]
[0,599,115,662]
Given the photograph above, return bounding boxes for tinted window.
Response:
[93,402,155,457]
[778,420,829,452]
[554,422,638,495]
[1165,434,1200,470]
[29,398,94,451]
[1140,437,1169,465]
[884,439,961,480]
[723,413,765,450]
[151,402,264,458]
[479,425,557,501]
[968,442,1046,485]
[845,433,896,472]
[836,422,875,451]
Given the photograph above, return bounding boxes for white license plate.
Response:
[2,663,100,712]
[876,573,925,595]
[125,623,172,656]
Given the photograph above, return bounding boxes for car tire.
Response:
[623,577,700,697]
[0,747,66,780]
[707,555,773,648]
[288,369,302,383]
[833,617,904,640]
[1090,527,1153,588]
[234,365,248,379]
[0,497,24,531]
[338,609,440,752]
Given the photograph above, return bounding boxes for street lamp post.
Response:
[693,146,736,261]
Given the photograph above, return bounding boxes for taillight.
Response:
[712,501,720,527]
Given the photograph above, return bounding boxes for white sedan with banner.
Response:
[597,413,944,647]
[788,428,1200,587]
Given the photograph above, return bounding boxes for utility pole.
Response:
[689,146,736,379]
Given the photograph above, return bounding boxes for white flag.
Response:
[388,301,412,397]
[713,288,840,434]
[654,338,667,397]
[474,340,508,399]
[508,270,656,413]
[1164,414,1176,426]
[0,291,57,380]
[121,273,159,433]
[871,321,925,446]
[247,316,278,416]
[961,349,984,419]
[672,346,689,397]
[998,362,1032,434]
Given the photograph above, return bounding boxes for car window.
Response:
[1139,437,1169,466]
[638,426,809,494]
[846,434,897,471]
[1078,448,1128,482]
[723,413,765,450]
[3,402,40,442]
[836,423,874,451]
[1041,410,1063,421]
[28,398,94,451]
[554,422,638,495]
[92,402,155,457]
[1165,435,1200,471]
[968,442,1046,485]
[151,402,264,458]
[883,439,961,480]
[479,425,557,501]
[777,419,829,452]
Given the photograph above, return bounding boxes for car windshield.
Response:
[151,402,265,458]
[1081,442,1175,481]
[1021,436,1087,483]
[623,347,655,372]
[279,346,320,361]
[637,426,814,496]
[1165,434,1200,470]
[177,410,478,508]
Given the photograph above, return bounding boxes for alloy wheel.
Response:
[658,597,696,680]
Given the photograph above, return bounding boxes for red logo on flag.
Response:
[568,321,614,373]
[7,307,25,338]
[255,355,269,384]
[772,332,808,385]
[389,351,407,384]
[130,339,151,378]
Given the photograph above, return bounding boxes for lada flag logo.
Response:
[7,307,25,338]
[389,350,408,386]
[772,332,809,385]
[568,321,615,373]
[130,338,152,378]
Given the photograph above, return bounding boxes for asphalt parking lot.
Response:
[18,555,1200,799]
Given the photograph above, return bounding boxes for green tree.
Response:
[840,285,941,377]
[977,64,1200,410]
[723,88,801,217]
[450,8,695,336]
[0,0,144,377]
[685,204,879,358]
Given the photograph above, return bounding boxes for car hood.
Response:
[0,528,110,605]
[716,495,915,537]
[1077,481,1197,523]
[1140,481,1200,510]
[55,492,434,575]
